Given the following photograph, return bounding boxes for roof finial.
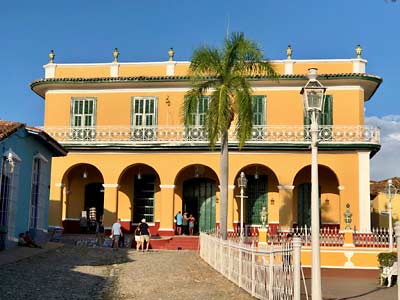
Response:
[113,48,119,63]
[355,44,362,59]
[286,45,292,60]
[168,47,174,61]
[49,50,55,64]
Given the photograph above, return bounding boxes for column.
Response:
[358,151,371,232]
[159,184,175,236]
[52,183,64,227]
[227,185,235,232]
[102,184,119,228]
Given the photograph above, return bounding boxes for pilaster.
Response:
[51,183,64,227]
[228,185,235,231]
[159,184,175,235]
[277,185,295,229]
[44,64,56,78]
[102,183,119,227]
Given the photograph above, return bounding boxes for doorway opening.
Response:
[183,178,216,233]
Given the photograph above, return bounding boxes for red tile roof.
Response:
[0,120,67,156]
[0,120,24,141]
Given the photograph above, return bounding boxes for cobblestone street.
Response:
[0,245,254,300]
[1,244,398,300]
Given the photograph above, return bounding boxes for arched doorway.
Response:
[183,178,216,233]
[294,165,339,228]
[246,175,268,225]
[133,174,156,223]
[84,183,104,222]
[297,183,321,227]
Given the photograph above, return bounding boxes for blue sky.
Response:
[0,0,399,179]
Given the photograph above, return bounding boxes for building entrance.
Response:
[183,178,216,233]
[84,183,104,222]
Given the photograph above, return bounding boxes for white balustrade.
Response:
[40,125,380,146]
[199,232,302,300]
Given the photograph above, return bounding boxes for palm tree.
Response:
[184,32,277,240]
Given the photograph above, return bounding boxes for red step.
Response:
[149,236,199,250]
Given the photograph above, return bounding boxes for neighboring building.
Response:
[370,177,400,228]
[0,121,66,249]
[30,47,381,235]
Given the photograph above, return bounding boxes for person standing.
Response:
[111,218,123,251]
[134,224,142,251]
[182,212,189,235]
[139,218,151,251]
[96,216,105,247]
[188,214,195,236]
[175,211,183,235]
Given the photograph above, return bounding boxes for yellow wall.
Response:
[48,150,360,230]
[55,66,110,78]
[52,60,354,79]
[371,193,400,227]
[293,62,353,75]
[42,58,372,236]
[44,88,365,128]
[118,64,168,77]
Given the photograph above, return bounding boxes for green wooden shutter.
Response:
[303,95,332,126]
[321,95,333,126]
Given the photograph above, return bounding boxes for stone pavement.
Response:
[301,273,397,300]
[0,243,398,300]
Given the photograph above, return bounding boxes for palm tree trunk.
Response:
[220,130,229,240]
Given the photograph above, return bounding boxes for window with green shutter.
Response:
[70,98,96,140]
[303,95,333,126]
[131,97,158,140]
[303,95,333,140]
[184,96,209,141]
[251,96,266,140]
[252,96,266,125]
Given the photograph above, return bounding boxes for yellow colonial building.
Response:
[30,47,381,236]
[370,177,400,228]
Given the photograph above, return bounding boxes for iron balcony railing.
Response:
[40,125,380,145]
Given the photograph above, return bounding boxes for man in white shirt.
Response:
[111,219,123,251]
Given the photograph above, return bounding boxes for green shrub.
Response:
[377,252,397,268]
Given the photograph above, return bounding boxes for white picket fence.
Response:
[199,233,302,300]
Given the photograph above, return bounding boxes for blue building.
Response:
[0,120,66,249]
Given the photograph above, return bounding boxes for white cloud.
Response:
[365,115,400,180]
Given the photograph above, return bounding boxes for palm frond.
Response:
[190,47,222,78]
[184,89,201,126]
[235,86,253,147]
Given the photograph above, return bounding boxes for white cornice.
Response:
[45,86,364,95]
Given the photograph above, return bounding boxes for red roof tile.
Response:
[0,120,24,141]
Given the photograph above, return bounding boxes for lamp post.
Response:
[237,172,248,241]
[385,179,397,251]
[301,68,326,300]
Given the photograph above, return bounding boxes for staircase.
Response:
[150,236,199,250]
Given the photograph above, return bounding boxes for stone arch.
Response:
[292,164,340,228]
[61,163,104,233]
[234,164,279,228]
[117,163,160,226]
[175,164,219,233]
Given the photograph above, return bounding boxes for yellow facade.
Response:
[31,54,381,235]
[371,192,400,228]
